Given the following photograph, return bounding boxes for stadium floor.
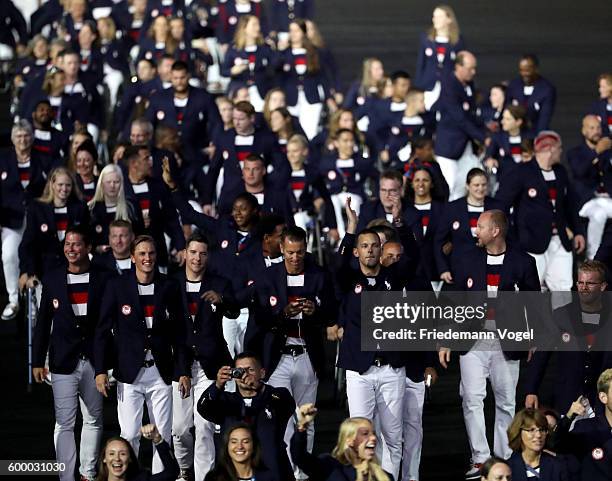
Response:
[0,0,610,479]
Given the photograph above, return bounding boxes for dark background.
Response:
[1,1,611,480]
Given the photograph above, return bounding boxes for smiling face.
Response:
[103,439,131,479]
[64,232,90,267]
[520,422,547,453]
[131,241,157,275]
[282,237,306,274]
[232,197,258,230]
[349,421,377,461]
[185,240,208,276]
[12,128,33,151]
[52,173,73,204]
[76,150,95,178]
[466,174,488,202]
[109,226,133,258]
[489,86,505,110]
[412,169,432,198]
[228,427,254,465]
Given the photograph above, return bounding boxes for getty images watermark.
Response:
[361,291,612,352]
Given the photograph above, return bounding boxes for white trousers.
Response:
[436,143,480,201]
[402,378,425,481]
[579,197,612,259]
[248,85,265,112]
[331,193,362,238]
[459,340,519,463]
[424,81,441,111]
[288,89,323,140]
[346,365,405,481]
[1,223,24,304]
[528,235,573,291]
[172,362,215,480]
[222,307,249,357]
[52,359,103,481]
[117,365,172,474]
[268,353,319,480]
[103,67,124,109]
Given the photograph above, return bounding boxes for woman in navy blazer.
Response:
[18,166,89,289]
[506,408,569,481]
[204,423,278,481]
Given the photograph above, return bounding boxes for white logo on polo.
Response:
[499,148,505,156]
[528,188,537,198]
[467,278,473,288]
[385,280,391,290]
[40,223,48,232]
[269,296,277,306]
[328,170,337,180]
[0,171,7,180]
[151,8,159,16]
[211,304,216,312]
[223,150,229,160]
[452,221,460,230]
[592,448,604,460]
[356,96,365,105]
[95,225,103,233]
[425,47,433,56]
[229,16,237,25]
[135,95,142,103]
[463,101,469,111]
[247,279,254,286]
[122,304,131,315]
[561,332,571,343]
[354,284,363,294]
[221,240,229,249]
[157,110,165,120]
[392,126,400,135]
[265,408,272,419]
[53,298,59,309]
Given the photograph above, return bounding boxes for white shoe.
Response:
[465,462,483,480]
[1,303,19,320]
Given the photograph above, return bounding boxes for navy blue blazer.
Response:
[507,451,568,481]
[434,73,485,159]
[145,86,221,165]
[412,200,445,282]
[485,130,531,185]
[221,44,278,99]
[251,259,334,378]
[269,0,314,33]
[356,199,420,234]
[414,32,466,91]
[496,160,583,254]
[277,47,329,105]
[588,98,612,138]
[19,199,90,277]
[95,271,186,385]
[31,126,66,172]
[0,149,47,229]
[173,269,236,380]
[507,76,556,135]
[433,196,502,276]
[567,141,612,206]
[33,265,111,374]
[215,1,268,45]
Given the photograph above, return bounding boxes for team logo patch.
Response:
[499,148,505,156]
[391,126,400,135]
[354,284,363,294]
[40,223,48,232]
[145,52,152,60]
[592,448,604,460]
[0,171,6,180]
[425,47,433,56]
[156,110,165,120]
[229,15,237,25]
[135,95,142,104]
[95,225,103,233]
[52,298,59,309]
[356,96,365,105]
[221,239,229,249]
[151,8,159,17]
[467,278,473,288]
[327,170,337,180]
[462,101,470,111]
[223,150,229,160]
[121,304,131,315]
[528,188,537,198]
[512,99,519,106]
[452,221,460,230]
[450,51,456,60]
[247,280,254,286]
[269,295,277,306]
[23,65,30,74]
[283,63,291,72]
[561,332,571,343]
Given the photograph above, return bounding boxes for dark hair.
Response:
[137,58,156,69]
[95,436,140,481]
[412,137,434,150]
[479,457,509,479]
[34,99,52,109]
[466,167,488,185]
[243,154,265,166]
[186,231,209,248]
[58,48,79,59]
[254,214,285,240]
[406,165,446,202]
[289,18,320,73]
[235,351,262,366]
[171,60,189,72]
[130,235,156,255]
[521,53,539,67]
[356,228,382,245]
[64,224,91,246]
[234,100,256,117]
[368,224,398,243]
[379,169,403,185]
[391,70,411,82]
[122,145,149,166]
[335,128,355,139]
[281,225,307,245]
[233,192,260,212]
[76,138,99,162]
[206,423,263,481]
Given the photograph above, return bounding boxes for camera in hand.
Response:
[231,367,246,379]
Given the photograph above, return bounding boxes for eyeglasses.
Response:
[576,281,603,287]
[521,427,548,436]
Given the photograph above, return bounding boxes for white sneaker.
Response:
[1,303,19,320]
[465,463,483,480]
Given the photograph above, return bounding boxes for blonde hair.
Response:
[39,166,82,204]
[598,368,612,394]
[147,15,177,54]
[88,164,130,221]
[233,15,264,50]
[359,58,383,98]
[428,5,460,45]
[263,88,285,128]
[331,418,390,481]
[97,16,117,42]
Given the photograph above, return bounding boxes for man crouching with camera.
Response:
[197,352,297,481]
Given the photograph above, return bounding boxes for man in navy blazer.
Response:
[32,225,111,481]
[439,210,540,479]
[94,235,186,474]
[434,51,486,200]
[506,54,556,136]
[145,60,221,169]
[496,131,586,293]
